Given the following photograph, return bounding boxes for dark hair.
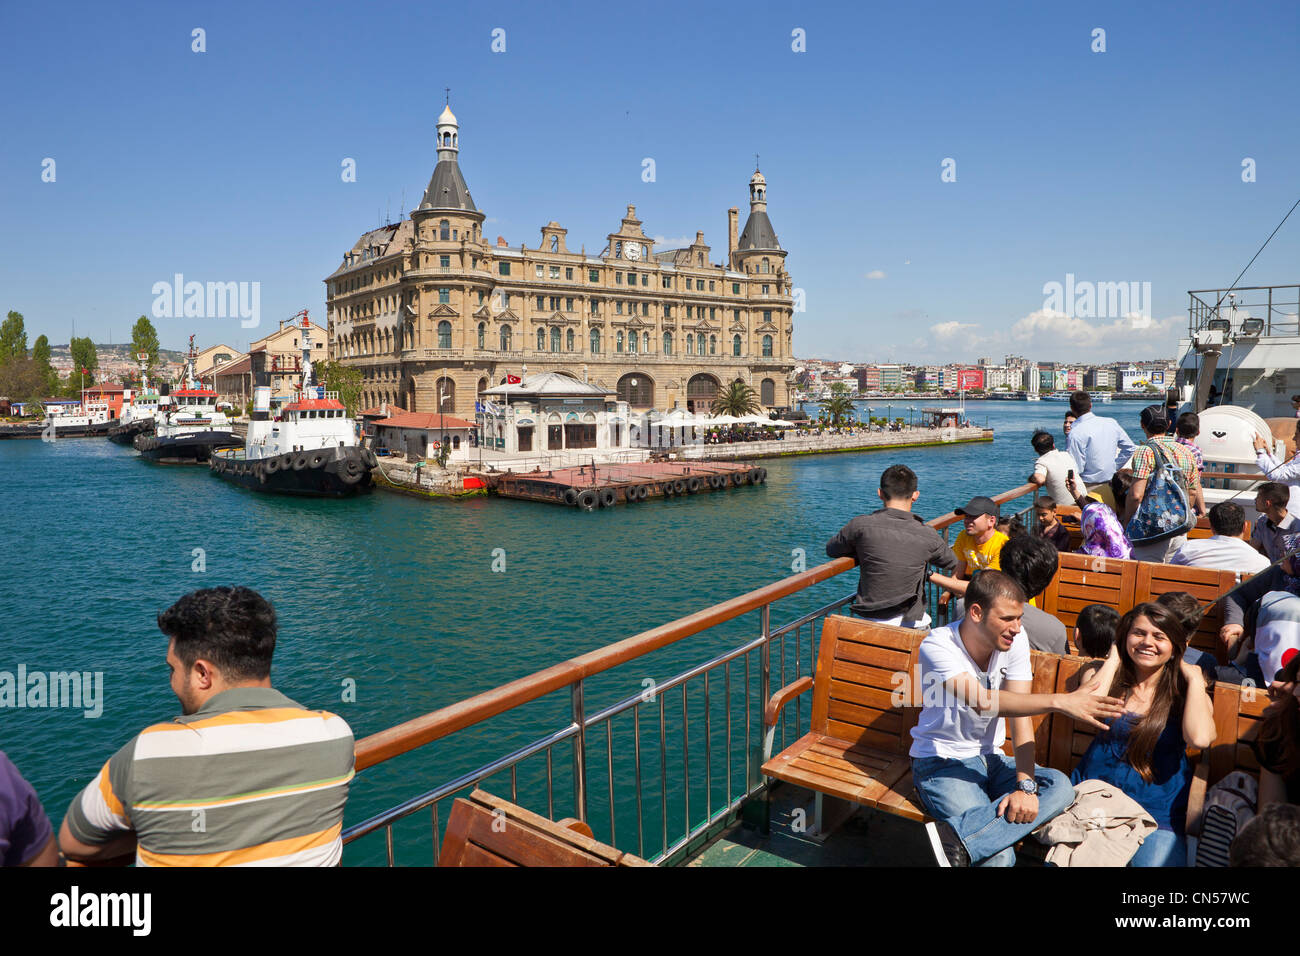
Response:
[996,515,1027,538]
[998,534,1058,601]
[1139,404,1168,433]
[1208,501,1246,537]
[1075,604,1121,658]
[1031,429,1055,455]
[1230,804,1300,867]
[158,586,277,681]
[1257,481,1290,510]
[1254,651,1300,780]
[1109,602,1189,783]
[879,463,917,502]
[1155,591,1206,637]
[966,569,1026,617]
[1035,496,1057,511]
[1069,391,1092,415]
[1175,411,1199,439]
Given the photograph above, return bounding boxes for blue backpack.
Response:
[1124,440,1195,544]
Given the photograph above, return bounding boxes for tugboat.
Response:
[134,337,237,463]
[108,353,161,445]
[209,311,375,496]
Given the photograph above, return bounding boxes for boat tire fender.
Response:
[310,452,327,469]
[624,485,639,503]
[577,489,597,511]
[293,454,309,471]
[264,456,280,474]
[672,479,686,495]
[687,477,701,493]
[563,487,579,507]
[599,488,616,508]
[635,484,648,501]
[340,458,364,484]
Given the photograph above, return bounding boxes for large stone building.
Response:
[324,104,796,418]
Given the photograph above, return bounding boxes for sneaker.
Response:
[924,819,970,867]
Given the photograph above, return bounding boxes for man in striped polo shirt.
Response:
[59,587,354,866]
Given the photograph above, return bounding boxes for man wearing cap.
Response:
[952,496,1009,578]
[1122,404,1206,563]
[1065,391,1136,511]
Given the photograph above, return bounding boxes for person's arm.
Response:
[1258,768,1289,808]
[825,523,855,560]
[1114,423,1137,472]
[999,679,1040,824]
[19,834,58,867]
[931,534,958,573]
[58,747,137,864]
[1253,435,1300,481]
[928,572,967,596]
[1178,659,1217,750]
[941,671,1124,729]
[1123,477,1146,525]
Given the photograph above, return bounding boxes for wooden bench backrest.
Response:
[1204,683,1273,789]
[812,616,923,754]
[439,789,650,866]
[1133,562,1236,660]
[1048,656,1100,773]
[1187,517,1251,541]
[1041,551,1138,635]
[1000,651,1061,766]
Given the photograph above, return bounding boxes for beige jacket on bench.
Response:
[1032,780,1159,867]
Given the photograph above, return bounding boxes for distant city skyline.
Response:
[3,1,1298,364]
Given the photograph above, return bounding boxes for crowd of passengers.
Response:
[4,389,1299,868]
[825,395,1300,866]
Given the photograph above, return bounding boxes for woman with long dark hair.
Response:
[1256,652,1300,807]
[1073,602,1216,866]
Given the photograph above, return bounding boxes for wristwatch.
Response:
[1017,778,1039,796]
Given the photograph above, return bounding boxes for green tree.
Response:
[66,337,99,395]
[320,360,363,416]
[711,380,761,417]
[130,315,161,379]
[0,311,27,364]
[30,334,58,394]
[819,382,856,426]
[0,358,47,408]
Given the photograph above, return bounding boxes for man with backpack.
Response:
[1121,404,1206,563]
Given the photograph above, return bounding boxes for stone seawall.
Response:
[673,427,993,461]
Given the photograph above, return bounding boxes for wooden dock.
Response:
[485,460,765,510]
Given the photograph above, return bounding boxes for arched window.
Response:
[616,330,625,352]
[537,327,546,351]
[762,258,770,273]
[440,220,450,240]
[762,334,773,357]
[550,327,561,352]
[663,331,673,354]
[617,374,654,407]
[477,322,485,349]
[477,377,488,399]
[590,328,601,353]
[761,378,775,405]
[500,326,512,351]
[709,335,717,355]
[686,333,694,355]
[438,321,452,349]
[566,328,575,351]
[686,373,719,410]
[628,331,637,353]
[733,334,741,356]
[642,331,650,353]
[641,244,648,259]
[435,378,455,412]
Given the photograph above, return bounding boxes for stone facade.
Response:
[325,104,796,419]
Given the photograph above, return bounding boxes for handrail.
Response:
[927,481,1038,532]
[353,556,855,770]
[1201,471,1268,482]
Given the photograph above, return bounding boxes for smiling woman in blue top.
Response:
[1071,602,1216,866]
[1065,391,1136,511]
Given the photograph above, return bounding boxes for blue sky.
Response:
[2,0,1298,364]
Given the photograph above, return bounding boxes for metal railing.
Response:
[341,481,1042,865]
[1188,284,1300,337]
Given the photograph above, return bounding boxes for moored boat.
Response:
[134,339,237,463]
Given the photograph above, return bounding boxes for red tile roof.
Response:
[284,398,347,411]
[375,412,475,430]
[360,404,407,417]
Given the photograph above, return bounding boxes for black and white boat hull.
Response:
[108,417,154,445]
[134,431,238,464]
[209,445,375,497]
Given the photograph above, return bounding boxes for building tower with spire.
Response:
[325,104,795,419]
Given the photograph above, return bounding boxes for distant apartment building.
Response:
[1085,367,1116,389]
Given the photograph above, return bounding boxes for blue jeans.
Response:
[1130,827,1186,867]
[912,753,1074,866]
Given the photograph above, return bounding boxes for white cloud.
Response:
[1009,309,1182,354]
[866,270,887,280]
[931,321,979,340]
[652,235,694,249]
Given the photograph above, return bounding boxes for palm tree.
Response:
[712,380,761,417]
[820,382,855,426]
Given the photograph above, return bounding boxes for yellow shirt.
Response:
[953,529,1008,573]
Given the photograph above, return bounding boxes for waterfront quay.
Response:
[675,424,992,462]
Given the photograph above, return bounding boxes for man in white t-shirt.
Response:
[1170,501,1270,575]
[912,570,1124,866]
[1029,429,1079,506]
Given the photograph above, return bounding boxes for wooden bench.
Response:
[762,616,1258,851]
[1052,508,1248,551]
[1186,682,1271,837]
[1038,552,1238,661]
[761,616,1062,831]
[439,788,651,866]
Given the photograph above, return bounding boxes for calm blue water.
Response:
[0,400,1145,863]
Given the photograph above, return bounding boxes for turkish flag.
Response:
[506,374,521,384]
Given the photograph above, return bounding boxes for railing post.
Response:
[572,680,588,823]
